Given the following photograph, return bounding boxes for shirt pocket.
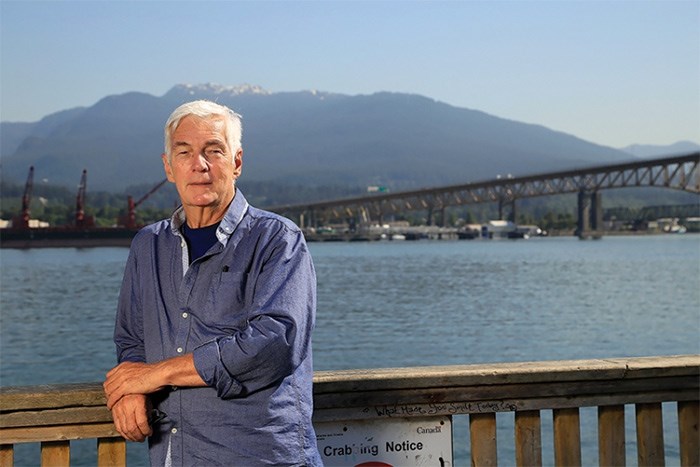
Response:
[207,271,249,331]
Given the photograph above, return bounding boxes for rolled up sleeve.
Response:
[192,225,316,399]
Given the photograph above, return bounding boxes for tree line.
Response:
[1,178,692,231]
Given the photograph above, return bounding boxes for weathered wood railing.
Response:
[1,355,698,466]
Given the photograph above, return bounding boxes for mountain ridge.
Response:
[0,84,676,193]
[619,141,700,158]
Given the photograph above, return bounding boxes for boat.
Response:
[0,226,137,249]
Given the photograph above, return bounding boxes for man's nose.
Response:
[193,153,209,171]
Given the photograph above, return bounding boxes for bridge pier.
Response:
[426,206,446,227]
[498,198,517,222]
[576,190,603,239]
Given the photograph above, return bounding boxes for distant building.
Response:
[0,218,50,229]
[685,217,700,233]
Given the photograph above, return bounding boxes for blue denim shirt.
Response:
[114,190,322,466]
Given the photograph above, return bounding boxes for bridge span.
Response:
[269,152,699,238]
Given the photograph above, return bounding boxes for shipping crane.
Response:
[75,169,95,228]
[118,179,168,229]
[11,166,34,229]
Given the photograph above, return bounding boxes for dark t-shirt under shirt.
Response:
[182,222,220,263]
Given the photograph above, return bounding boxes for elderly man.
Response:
[104,100,322,466]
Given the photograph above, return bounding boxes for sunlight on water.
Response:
[310,236,700,371]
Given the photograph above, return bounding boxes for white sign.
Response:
[315,416,453,466]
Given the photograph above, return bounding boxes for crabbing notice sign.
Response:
[315,416,453,466]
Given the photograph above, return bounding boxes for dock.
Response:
[1,355,697,466]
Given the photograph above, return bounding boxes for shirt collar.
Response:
[170,189,250,247]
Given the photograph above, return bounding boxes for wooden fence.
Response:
[1,355,698,466]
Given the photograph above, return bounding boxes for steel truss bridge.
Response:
[269,152,700,237]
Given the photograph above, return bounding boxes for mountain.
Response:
[2,83,639,193]
[1,107,87,158]
[619,141,700,158]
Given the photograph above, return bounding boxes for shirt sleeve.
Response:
[192,223,316,399]
[113,241,146,364]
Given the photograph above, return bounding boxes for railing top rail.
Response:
[2,355,697,411]
[313,354,700,392]
[0,355,698,445]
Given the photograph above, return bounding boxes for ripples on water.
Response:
[1,248,126,386]
[312,236,699,371]
[1,235,698,465]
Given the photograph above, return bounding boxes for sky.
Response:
[1,0,698,148]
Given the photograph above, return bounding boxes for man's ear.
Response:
[162,153,175,182]
[233,149,243,179]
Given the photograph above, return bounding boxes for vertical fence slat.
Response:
[598,405,626,466]
[0,445,13,467]
[678,400,699,467]
[636,402,665,467]
[97,437,127,466]
[515,410,542,467]
[470,412,498,466]
[41,441,70,467]
[553,407,581,467]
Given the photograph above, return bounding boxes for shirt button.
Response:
[176,347,183,353]
[182,312,188,318]
[171,428,178,434]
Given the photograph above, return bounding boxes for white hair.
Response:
[164,100,242,160]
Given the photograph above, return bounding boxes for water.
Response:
[1,235,699,465]
[313,235,699,369]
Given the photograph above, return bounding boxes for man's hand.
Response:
[110,394,152,442]
[104,361,165,410]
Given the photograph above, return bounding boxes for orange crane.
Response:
[11,166,34,229]
[75,169,95,228]
[119,179,168,229]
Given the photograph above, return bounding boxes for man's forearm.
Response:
[153,354,207,388]
[104,354,207,409]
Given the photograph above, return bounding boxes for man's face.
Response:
[162,115,242,213]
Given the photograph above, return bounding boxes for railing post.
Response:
[97,437,127,466]
[598,405,626,466]
[636,402,665,466]
[0,445,13,467]
[514,410,542,466]
[470,412,498,466]
[553,408,581,466]
[677,400,699,467]
[41,440,70,466]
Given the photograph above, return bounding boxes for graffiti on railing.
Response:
[370,400,519,418]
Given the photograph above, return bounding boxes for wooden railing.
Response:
[1,355,698,466]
